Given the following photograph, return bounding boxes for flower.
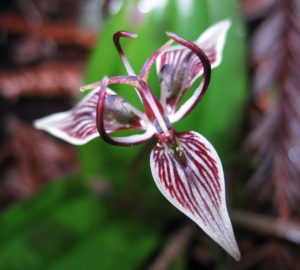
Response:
[34,20,240,260]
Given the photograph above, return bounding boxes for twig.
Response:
[0,61,83,100]
[149,223,195,270]
[0,13,97,49]
[231,210,300,244]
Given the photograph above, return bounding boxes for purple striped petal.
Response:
[156,20,231,113]
[34,87,145,145]
[150,131,240,260]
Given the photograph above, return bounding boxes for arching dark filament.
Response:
[166,32,211,117]
[113,31,138,76]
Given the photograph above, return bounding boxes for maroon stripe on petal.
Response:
[34,82,146,145]
[171,158,205,220]
[154,147,201,219]
[150,131,240,260]
[183,140,221,196]
[158,48,202,112]
[185,151,221,207]
[181,134,221,192]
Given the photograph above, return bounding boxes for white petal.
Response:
[34,86,146,145]
[34,87,102,145]
[195,19,231,69]
[156,20,231,114]
[150,131,240,260]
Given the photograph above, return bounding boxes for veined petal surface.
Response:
[156,20,231,113]
[34,87,145,145]
[150,131,240,260]
[195,19,231,68]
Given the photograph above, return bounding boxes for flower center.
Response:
[153,115,172,135]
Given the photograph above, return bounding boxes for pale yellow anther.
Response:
[80,82,102,92]
[142,39,174,82]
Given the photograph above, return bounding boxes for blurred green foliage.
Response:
[0,178,158,270]
[0,0,246,269]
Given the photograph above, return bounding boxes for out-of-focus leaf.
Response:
[0,178,158,270]
[45,222,156,270]
[170,252,185,270]
[0,178,83,243]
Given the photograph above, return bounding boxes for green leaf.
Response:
[0,178,85,245]
[0,178,158,270]
[45,222,157,270]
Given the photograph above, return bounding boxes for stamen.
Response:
[80,82,100,92]
[113,31,138,76]
[80,76,141,92]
